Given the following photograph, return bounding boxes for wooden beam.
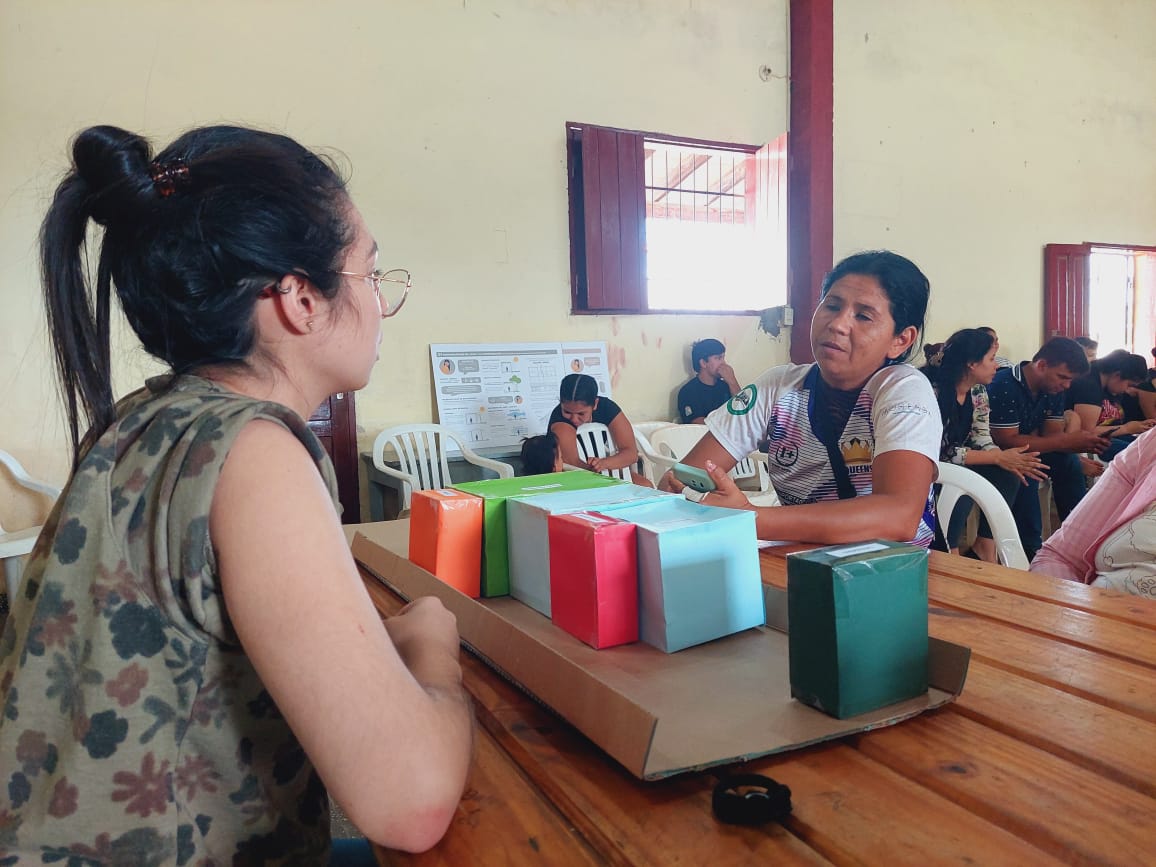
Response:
[788,0,833,364]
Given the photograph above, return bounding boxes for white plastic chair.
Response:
[1,450,62,610]
[936,461,1029,570]
[372,424,514,515]
[632,423,676,484]
[644,425,778,505]
[574,423,631,482]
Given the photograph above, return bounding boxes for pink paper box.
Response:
[548,511,638,649]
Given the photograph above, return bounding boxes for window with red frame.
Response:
[566,122,787,315]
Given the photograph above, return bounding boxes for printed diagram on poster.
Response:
[430,342,610,450]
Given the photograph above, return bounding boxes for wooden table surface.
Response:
[363,547,1156,865]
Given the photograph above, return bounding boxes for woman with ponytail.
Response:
[0,126,472,862]
[925,328,1048,560]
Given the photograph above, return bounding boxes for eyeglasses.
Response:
[334,268,412,317]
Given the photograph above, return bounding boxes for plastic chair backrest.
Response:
[574,423,631,481]
[647,425,771,492]
[0,450,61,610]
[633,421,676,440]
[631,423,675,485]
[936,461,1029,570]
[648,424,709,462]
[372,424,514,512]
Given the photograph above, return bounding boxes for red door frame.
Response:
[787,0,834,363]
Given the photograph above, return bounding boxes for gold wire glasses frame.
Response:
[334,268,412,317]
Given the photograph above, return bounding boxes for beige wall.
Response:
[3,0,1155,524]
[0,0,789,522]
[834,0,1156,364]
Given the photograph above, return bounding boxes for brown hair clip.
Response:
[148,159,190,198]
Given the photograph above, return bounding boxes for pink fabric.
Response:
[1031,427,1156,584]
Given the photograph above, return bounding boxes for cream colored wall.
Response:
[4,0,1156,525]
[0,0,789,523]
[834,0,1156,365]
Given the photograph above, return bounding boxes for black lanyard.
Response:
[805,366,863,500]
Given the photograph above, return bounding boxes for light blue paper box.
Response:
[506,484,675,617]
[609,498,764,653]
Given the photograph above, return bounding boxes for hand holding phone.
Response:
[671,462,716,494]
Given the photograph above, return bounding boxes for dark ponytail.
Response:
[39,124,353,464]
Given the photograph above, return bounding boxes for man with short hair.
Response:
[677,339,741,424]
[987,337,1109,559]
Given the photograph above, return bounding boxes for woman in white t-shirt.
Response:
[662,250,943,547]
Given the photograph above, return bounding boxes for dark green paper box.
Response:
[786,540,928,719]
[453,471,623,597]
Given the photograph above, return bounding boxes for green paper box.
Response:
[454,471,623,596]
[786,540,929,719]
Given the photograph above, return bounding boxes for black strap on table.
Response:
[712,774,793,826]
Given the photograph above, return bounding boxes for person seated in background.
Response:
[519,432,563,475]
[661,250,942,547]
[923,329,1048,560]
[1124,347,1156,422]
[977,326,1014,368]
[549,373,651,485]
[677,338,741,423]
[987,337,1108,560]
[1067,349,1156,461]
[1074,335,1099,363]
[1030,426,1156,599]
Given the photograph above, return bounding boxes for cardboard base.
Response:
[352,521,970,781]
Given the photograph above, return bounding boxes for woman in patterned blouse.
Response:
[924,328,1048,560]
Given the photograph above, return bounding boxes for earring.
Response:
[306,319,315,332]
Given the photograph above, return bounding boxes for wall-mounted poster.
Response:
[430,342,611,450]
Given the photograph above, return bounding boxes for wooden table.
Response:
[363,547,1156,865]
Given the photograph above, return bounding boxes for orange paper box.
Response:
[408,488,483,597]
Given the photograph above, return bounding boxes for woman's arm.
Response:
[665,434,935,544]
[587,413,640,472]
[212,421,473,853]
[1073,402,1117,435]
[1135,388,1156,420]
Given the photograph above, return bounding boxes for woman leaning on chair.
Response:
[0,125,472,862]
[548,373,641,477]
[663,250,943,546]
[923,329,1048,561]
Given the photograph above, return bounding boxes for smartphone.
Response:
[671,462,716,494]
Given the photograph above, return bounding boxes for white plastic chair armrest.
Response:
[0,526,43,558]
[459,448,515,479]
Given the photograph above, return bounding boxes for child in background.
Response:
[520,432,564,476]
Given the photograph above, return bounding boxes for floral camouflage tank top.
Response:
[0,375,338,865]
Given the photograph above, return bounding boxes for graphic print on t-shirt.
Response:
[727,385,757,415]
[839,437,874,475]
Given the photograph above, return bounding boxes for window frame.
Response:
[566,122,776,316]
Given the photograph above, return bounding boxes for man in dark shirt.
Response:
[677,339,741,423]
[987,337,1108,559]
